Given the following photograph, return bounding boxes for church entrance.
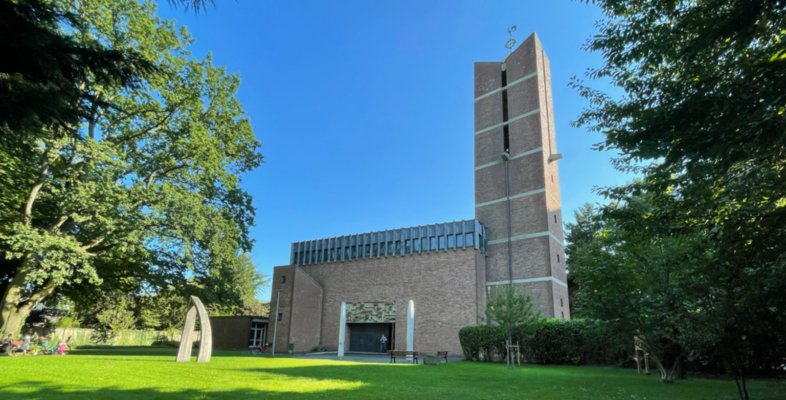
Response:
[348,323,394,353]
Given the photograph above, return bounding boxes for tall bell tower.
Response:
[474,33,570,319]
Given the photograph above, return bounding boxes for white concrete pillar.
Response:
[406,299,415,361]
[338,301,346,359]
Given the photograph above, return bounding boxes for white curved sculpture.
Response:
[176,296,213,363]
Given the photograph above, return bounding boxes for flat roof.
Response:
[290,219,489,266]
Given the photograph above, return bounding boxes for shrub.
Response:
[55,315,81,329]
[524,319,631,365]
[460,319,631,365]
[459,325,506,361]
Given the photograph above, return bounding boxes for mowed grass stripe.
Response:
[0,348,783,399]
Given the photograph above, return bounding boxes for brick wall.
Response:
[271,248,483,356]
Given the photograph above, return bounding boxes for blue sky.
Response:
[157,1,629,300]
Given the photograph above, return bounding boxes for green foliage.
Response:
[525,319,630,366]
[0,0,154,133]
[95,296,137,333]
[573,0,786,396]
[55,315,81,329]
[0,0,263,335]
[458,325,506,361]
[460,319,630,366]
[485,284,539,339]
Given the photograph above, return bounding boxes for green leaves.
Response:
[0,223,100,287]
[485,284,539,339]
[1,0,263,334]
[571,0,786,390]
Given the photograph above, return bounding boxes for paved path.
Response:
[295,352,463,364]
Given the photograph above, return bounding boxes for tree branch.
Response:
[24,154,51,225]
[109,98,189,145]
[49,215,70,232]
[81,236,106,251]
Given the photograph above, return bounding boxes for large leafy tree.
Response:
[0,0,153,133]
[567,194,712,383]
[573,1,786,398]
[0,0,262,335]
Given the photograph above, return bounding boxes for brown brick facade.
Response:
[271,249,484,355]
[474,33,570,318]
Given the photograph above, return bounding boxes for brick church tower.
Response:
[474,33,570,319]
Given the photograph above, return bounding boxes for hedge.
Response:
[459,319,631,365]
[458,325,507,361]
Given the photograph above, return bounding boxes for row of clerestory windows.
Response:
[290,220,488,266]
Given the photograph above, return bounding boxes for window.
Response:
[438,236,446,250]
[331,248,336,260]
[422,238,428,251]
[430,237,436,250]
[465,233,474,246]
[365,244,370,257]
[345,247,350,259]
[387,241,394,255]
[457,233,464,248]
[448,235,455,249]
[503,125,510,153]
[373,243,378,257]
[281,275,286,284]
[557,253,560,263]
[395,240,401,254]
[351,245,357,258]
[323,249,328,261]
[414,238,421,252]
[553,214,557,224]
[405,239,411,253]
[277,313,282,321]
[560,298,564,307]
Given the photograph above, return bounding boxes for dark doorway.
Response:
[348,323,393,353]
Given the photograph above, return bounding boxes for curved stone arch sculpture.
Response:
[176,296,213,362]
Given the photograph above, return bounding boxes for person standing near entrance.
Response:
[379,334,388,353]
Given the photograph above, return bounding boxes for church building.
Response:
[270,33,569,356]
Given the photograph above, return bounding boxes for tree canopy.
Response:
[0,0,263,336]
[570,0,786,398]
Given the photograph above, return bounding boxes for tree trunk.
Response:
[650,355,680,383]
[0,265,29,336]
[0,307,27,337]
[0,260,57,336]
[731,359,750,400]
[638,336,682,383]
[734,375,749,400]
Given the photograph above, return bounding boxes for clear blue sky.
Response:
[157,0,629,301]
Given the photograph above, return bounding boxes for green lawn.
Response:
[0,347,782,399]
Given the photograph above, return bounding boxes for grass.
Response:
[0,347,783,399]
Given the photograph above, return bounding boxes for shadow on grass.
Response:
[73,346,253,358]
[0,383,362,400]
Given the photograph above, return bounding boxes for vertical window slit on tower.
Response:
[501,67,510,153]
[503,126,510,153]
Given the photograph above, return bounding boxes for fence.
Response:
[34,328,181,347]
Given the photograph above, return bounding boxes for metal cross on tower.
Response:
[505,25,517,53]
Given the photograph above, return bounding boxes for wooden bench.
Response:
[437,351,448,363]
[389,350,419,364]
